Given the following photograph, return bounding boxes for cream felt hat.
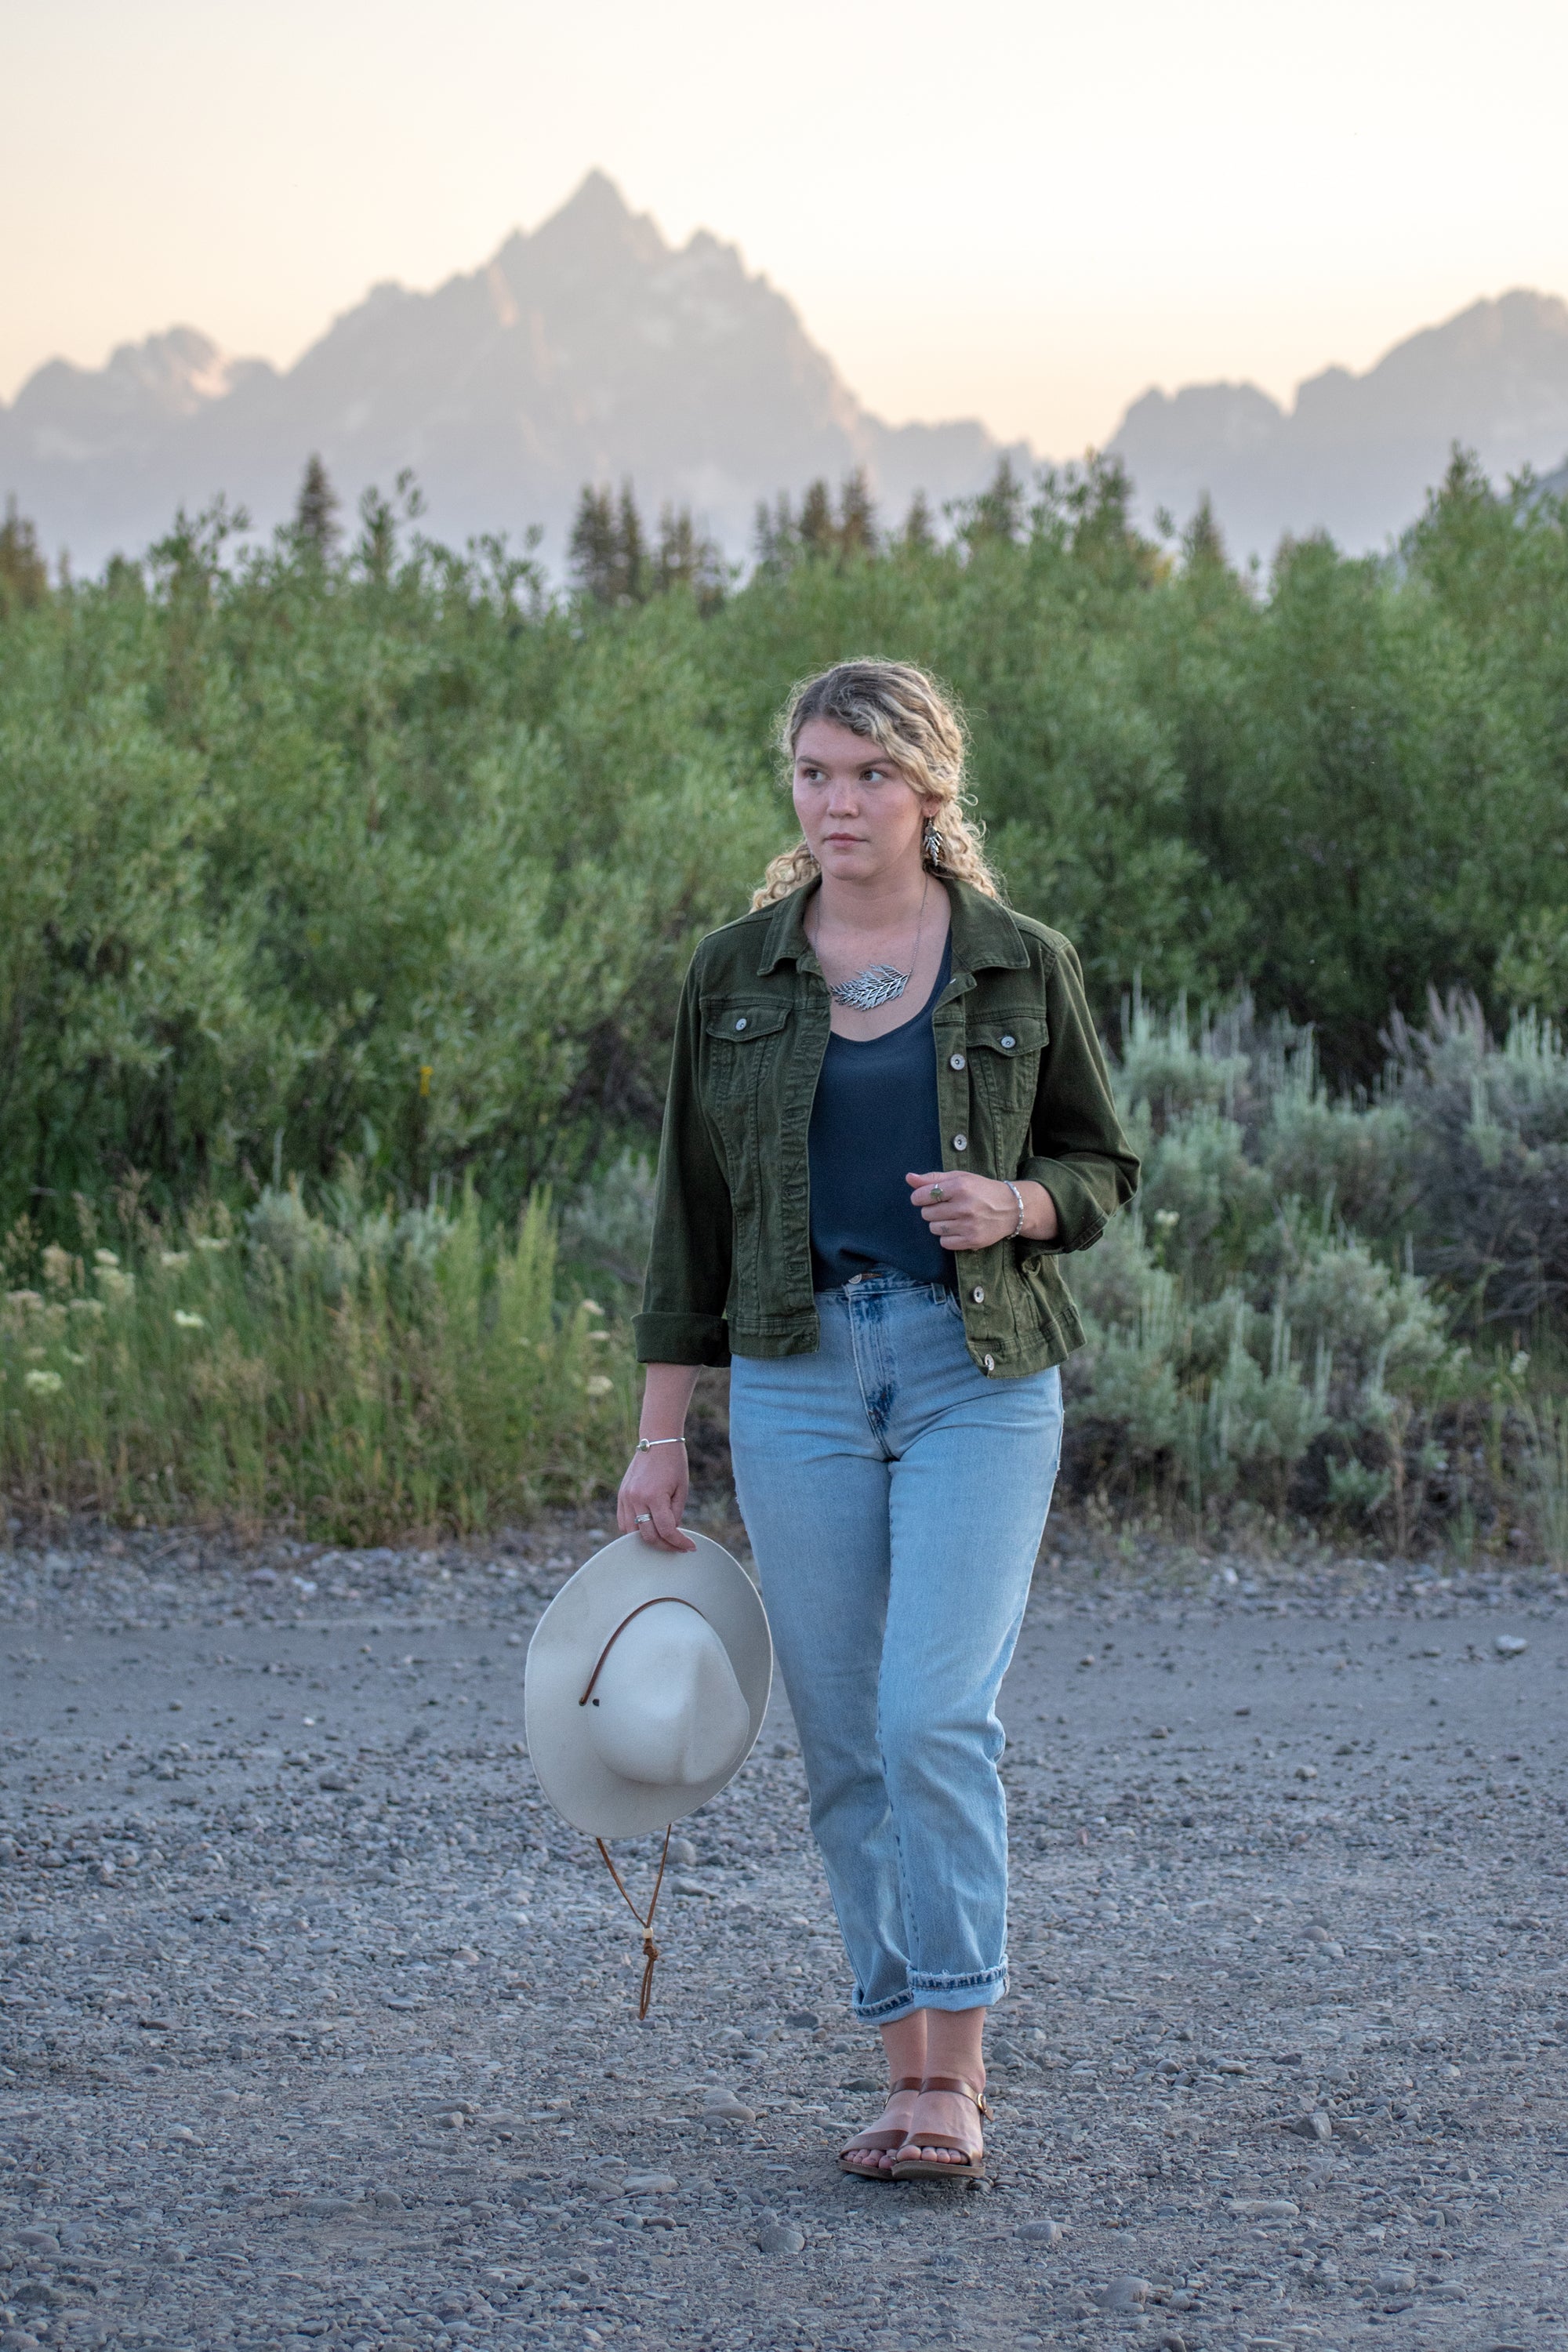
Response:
[524,1531,772,1841]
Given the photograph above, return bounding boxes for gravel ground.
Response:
[2,1509,1566,2352]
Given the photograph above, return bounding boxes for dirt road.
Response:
[2,1520,1565,2351]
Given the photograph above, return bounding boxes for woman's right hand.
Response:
[616,1443,697,1552]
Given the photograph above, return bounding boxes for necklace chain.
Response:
[817,877,930,1011]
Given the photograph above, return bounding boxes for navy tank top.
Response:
[808,935,956,1291]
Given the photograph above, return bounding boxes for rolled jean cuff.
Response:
[853,1965,1008,2024]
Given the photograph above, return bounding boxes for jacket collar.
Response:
[757,873,1030,978]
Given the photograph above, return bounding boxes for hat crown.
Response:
[586,1600,752,1789]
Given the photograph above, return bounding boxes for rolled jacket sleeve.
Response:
[633,963,734,1365]
[1020,938,1140,1253]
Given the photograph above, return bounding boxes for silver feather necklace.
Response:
[817,876,930,1011]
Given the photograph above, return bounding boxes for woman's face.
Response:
[792,718,933,886]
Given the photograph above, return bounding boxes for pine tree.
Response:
[753,495,797,575]
[900,489,935,554]
[838,469,878,559]
[655,506,726,612]
[968,457,1025,546]
[798,479,837,560]
[0,499,49,615]
[615,484,646,604]
[569,485,619,604]
[1181,492,1229,573]
[358,486,396,583]
[294,455,340,559]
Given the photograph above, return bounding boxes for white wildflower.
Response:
[194,1236,230,1254]
[24,1369,64,1394]
[93,1248,121,1268]
[584,1374,614,1398]
[582,1299,605,1316]
[68,1298,105,1317]
[1511,1349,1530,1377]
[41,1244,74,1288]
[161,1250,191,1270]
[172,1310,206,1331]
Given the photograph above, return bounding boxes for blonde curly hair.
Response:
[750,658,1002,909]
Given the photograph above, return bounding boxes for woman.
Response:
[619,660,1137,2182]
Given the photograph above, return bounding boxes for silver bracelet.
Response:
[1003,1180,1025,1239]
[635,1436,687,1453]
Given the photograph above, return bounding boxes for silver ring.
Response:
[635,1512,652,1526]
[930,1182,946,1203]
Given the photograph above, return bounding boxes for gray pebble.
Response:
[1018,2219,1065,2245]
[1283,2110,1334,2142]
[1494,1634,1529,1657]
[666,1837,699,1866]
[1095,2274,1152,2310]
[755,2209,806,2254]
[702,2089,756,2122]
[1375,2264,1417,2292]
[624,2172,678,2195]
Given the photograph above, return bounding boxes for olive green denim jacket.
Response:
[633,876,1139,1378]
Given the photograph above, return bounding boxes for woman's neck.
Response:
[812,861,931,939]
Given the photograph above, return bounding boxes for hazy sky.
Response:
[5,0,1568,452]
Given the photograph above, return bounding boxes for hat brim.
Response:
[524,1532,773,1838]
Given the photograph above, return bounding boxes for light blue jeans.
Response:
[728,1272,1064,2024]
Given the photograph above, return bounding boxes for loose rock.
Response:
[755,2209,806,2254]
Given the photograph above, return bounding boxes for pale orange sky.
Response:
[5,0,1567,452]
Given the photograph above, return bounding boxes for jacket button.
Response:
[949,1052,966,1070]
[982,1352,996,1373]
[1000,1034,1016,1050]
[971,1285,985,1304]
[734,1017,747,1031]
[953,1133,967,1152]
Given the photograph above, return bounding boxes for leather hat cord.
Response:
[593,1824,673,2019]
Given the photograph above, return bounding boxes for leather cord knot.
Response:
[594,1824,673,2020]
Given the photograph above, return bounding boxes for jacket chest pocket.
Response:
[967,1014,1047,1136]
[701,1000,793,1136]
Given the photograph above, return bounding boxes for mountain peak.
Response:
[557,167,634,224]
[528,169,666,273]
[0,179,1005,568]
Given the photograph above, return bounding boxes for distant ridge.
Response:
[7,184,1568,573]
[1109,289,1568,556]
[0,172,1014,572]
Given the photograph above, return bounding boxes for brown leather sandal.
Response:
[838,2077,924,2180]
[888,2074,991,2182]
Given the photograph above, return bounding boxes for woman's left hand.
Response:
[906,1170,1057,1250]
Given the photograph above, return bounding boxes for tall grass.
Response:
[0,1185,633,1541]
[1522,1399,1568,1571]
